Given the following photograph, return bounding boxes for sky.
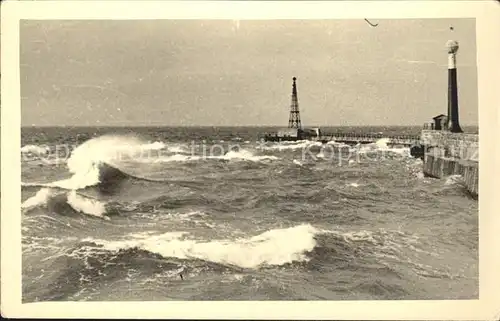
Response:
[20,19,478,127]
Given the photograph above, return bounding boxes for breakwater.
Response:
[420,130,478,197]
[320,133,420,146]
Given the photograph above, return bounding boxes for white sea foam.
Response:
[21,144,50,155]
[358,138,390,152]
[261,140,322,151]
[336,230,378,243]
[66,135,162,174]
[148,149,278,163]
[85,224,319,269]
[167,145,188,154]
[26,135,168,191]
[142,141,167,150]
[356,138,411,157]
[375,138,391,149]
[66,191,108,219]
[161,210,214,227]
[21,187,110,219]
[388,147,411,157]
[22,136,172,217]
[415,171,425,179]
[221,149,278,162]
[444,174,464,186]
[325,140,349,148]
[172,210,207,219]
[21,188,56,210]
[21,189,108,220]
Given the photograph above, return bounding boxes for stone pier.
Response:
[420,130,478,197]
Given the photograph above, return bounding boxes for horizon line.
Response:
[20,124,480,128]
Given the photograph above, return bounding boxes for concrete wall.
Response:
[420,130,478,161]
[421,130,479,197]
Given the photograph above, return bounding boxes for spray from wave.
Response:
[355,138,411,157]
[23,135,167,191]
[21,135,279,218]
[63,135,166,189]
[21,187,109,220]
[21,135,172,218]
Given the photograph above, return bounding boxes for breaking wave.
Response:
[83,224,319,269]
[41,223,446,279]
[259,138,411,159]
[21,135,278,217]
[21,135,175,218]
[355,138,411,157]
[259,140,323,151]
[21,188,109,219]
[140,149,278,163]
[22,135,168,191]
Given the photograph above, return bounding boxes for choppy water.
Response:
[21,126,478,302]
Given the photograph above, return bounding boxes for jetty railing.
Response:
[319,133,421,146]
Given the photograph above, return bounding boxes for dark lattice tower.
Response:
[288,77,302,129]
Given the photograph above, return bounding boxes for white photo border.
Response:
[2,1,500,319]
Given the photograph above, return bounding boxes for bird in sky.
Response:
[364,19,379,27]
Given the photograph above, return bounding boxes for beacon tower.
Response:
[446,40,463,133]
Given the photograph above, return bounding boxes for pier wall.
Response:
[420,130,478,197]
[421,130,478,161]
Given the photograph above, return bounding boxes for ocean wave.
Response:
[22,188,110,220]
[167,144,189,154]
[141,149,278,163]
[33,223,447,279]
[22,188,56,210]
[21,161,152,194]
[82,224,319,269]
[65,135,166,185]
[22,221,459,302]
[142,141,167,150]
[259,140,323,151]
[21,135,178,218]
[355,138,411,157]
[350,279,408,298]
[22,135,172,193]
[302,227,455,280]
[259,138,411,160]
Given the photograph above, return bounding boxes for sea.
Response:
[20,126,479,302]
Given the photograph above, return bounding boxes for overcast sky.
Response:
[20,19,477,127]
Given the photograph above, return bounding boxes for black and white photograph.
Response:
[2,1,499,319]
